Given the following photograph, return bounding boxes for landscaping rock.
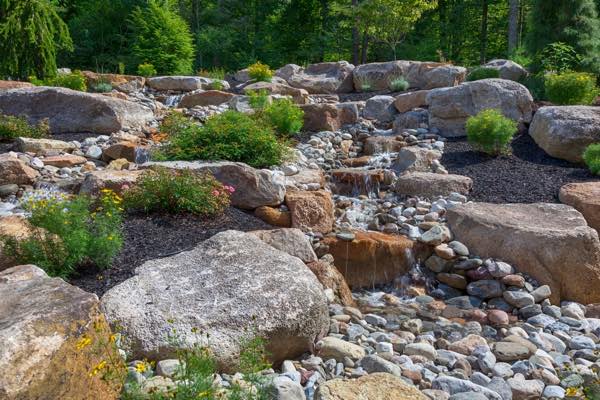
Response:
[16,137,76,155]
[0,153,39,185]
[80,169,143,195]
[316,336,366,361]
[394,172,472,197]
[306,260,356,307]
[286,61,355,94]
[101,230,329,371]
[559,182,600,232]
[446,202,600,304]
[0,216,36,271]
[42,154,87,167]
[179,90,235,107]
[243,81,308,104]
[251,228,317,263]
[146,76,225,91]
[393,146,442,174]
[254,206,292,227]
[529,106,600,163]
[315,373,427,400]
[0,87,154,134]
[300,103,360,132]
[427,79,533,137]
[363,95,397,122]
[394,90,430,113]
[285,190,334,234]
[483,59,528,81]
[0,265,121,400]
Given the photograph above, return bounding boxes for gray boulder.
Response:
[141,161,286,209]
[484,59,528,81]
[427,79,533,137]
[100,230,329,371]
[251,228,317,263]
[287,61,355,94]
[529,106,600,163]
[0,87,154,134]
[147,76,228,91]
[363,95,397,122]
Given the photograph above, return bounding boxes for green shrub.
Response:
[247,62,273,82]
[31,70,87,91]
[198,68,226,80]
[160,111,286,168]
[209,80,224,90]
[583,143,600,175]
[0,114,49,140]
[124,167,232,216]
[545,72,598,105]
[519,73,546,101]
[137,63,157,77]
[92,82,113,93]
[467,67,500,81]
[539,42,581,73]
[3,190,123,278]
[260,98,304,137]
[466,109,517,155]
[247,89,271,111]
[388,76,409,92]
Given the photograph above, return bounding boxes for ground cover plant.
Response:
[2,189,123,278]
[30,70,87,91]
[124,168,233,216]
[545,72,598,105]
[583,143,600,175]
[0,114,49,140]
[255,98,304,137]
[466,109,517,155]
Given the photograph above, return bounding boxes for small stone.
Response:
[156,359,181,378]
[487,309,510,326]
[404,342,437,361]
[531,285,552,302]
[503,291,535,308]
[448,241,469,256]
[467,280,504,299]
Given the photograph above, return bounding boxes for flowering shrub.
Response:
[583,143,600,175]
[2,189,123,277]
[137,62,157,77]
[124,167,233,216]
[247,61,273,82]
[466,109,517,155]
[0,114,49,140]
[545,72,599,105]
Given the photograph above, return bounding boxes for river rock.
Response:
[447,202,600,304]
[0,265,121,400]
[315,372,427,400]
[559,182,600,232]
[316,336,366,361]
[483,59,528,81]
[101,230,329,371]
[0,153,39,185]
[179,90,235,107]
[286,61,355,94]
[432,375,502,400]
[529,106,600,163]
[394,172,472,197]
[427,79,533,137]
[0,87,154,134]
[142,161,286,209]
[285,190,334,234]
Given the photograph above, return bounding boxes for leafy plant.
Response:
[388,76,409,92]
[466,109,517,155]
[92,82,113,93]
[545,72,598,105]
[209,80,224,90]
[159,111,287,168]
[509,46,533,68]
[247,89,271,111]
[30,70,87,91]
[137,63,157,78]
[0,114,49,140]
[467,67,500,81]
[583,143,600,175]
[260,98,304,137]
[247,62,273,82]
[538,42,582,73]
[519,73,546,101]
[3,189,123,278]
[124,167,233,216]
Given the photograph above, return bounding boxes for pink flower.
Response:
[212,189,220,197]
[225,185,236,193]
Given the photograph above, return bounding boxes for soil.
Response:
[441,133,599,203]
[69,207,270,296]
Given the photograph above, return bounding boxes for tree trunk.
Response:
[352,0,359,65]
[479,0,488,64]
[508,0,519,53]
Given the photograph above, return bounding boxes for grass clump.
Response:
[247,62,273,82]
[545,72,598,105]
[30,70,87,91]
[137,63,157,78]
[583,143,600,175]
[0,114,49,140]
[2,189,123,278]
[467,67,500,81]
[466,109,517,155]
[198,68,226,80]
[158,110,287,168]
[388,76,409,92]
[356,75,373,92]
[124,167,233,216]
[92,82,114,93]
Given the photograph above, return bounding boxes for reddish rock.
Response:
[285,190,334,234]
[306,261,356,307]
[394,90,430,113]
[42,154,87,167]
[363,136,406,155]
[0,153,39,185]
[254,206,292,228]
[341,156,371,167]
[501,274,525,287]
[487,309,509,326]
[559,182,600,232]
[179,90,235,108]
[300,103,359,132]
[0,80,34,90]
[103,141,144,162]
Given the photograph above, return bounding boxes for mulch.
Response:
[69,207,270,296]
[441,133,599,204]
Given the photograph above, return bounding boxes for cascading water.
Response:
[164,94,183,107]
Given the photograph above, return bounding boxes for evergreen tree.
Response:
[0,0,73,79]
[526,0,600,72]
[129,0,195,75]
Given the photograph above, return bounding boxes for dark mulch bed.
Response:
[69,207,270,296]
[441,133,599,203]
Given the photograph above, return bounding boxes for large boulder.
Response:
[300,103,360,132]
[353,61,466,92]
[285,190,335,234]
[394,90,430,113]
[0,265,121,400]
[80,169,143,195]
[16,137,76,155]
[0,80,34,90]
[394,172,472,197]
[243,81,309,104]
[0,153,39,185]
[0,87,154,134]
[251,228,317,263]
[141,161,286,209]
[315,373,427,400]
[559,182,600,232]
[321,231,430,289]
[427,79,533,137]
[363,95,397,122]
[179,90,235,108]
[484,59,528,81]
[287,61,355,94]
[529,106,600,163]
[446,202,600,304]
[146,76,228,91]
[100,230,329,371]
[81,71,145,91]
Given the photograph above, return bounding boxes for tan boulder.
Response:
[321,231,430,289]
[251,228,317,263]
[300,103,359,132]
[42,154,87,167]
[103,141,148,163]
[394,90,430,113]
[179,90,236,108]
[315,373,427,400]
[285,168,326,190]
[559,182,600,232]
[79,169,143,195]
[287,61,355,94]
[446,202,600,304]
[16,137,76,155]
[254,206,292,227]
[363,136,406,155]
[0,265,121,400]
[394,172,472,198]
[82,71,144,88]
[285,190,334,234]
[0,216,35,271]
[0,80,34,90]
[0,153,39,185]
[307,260,356,306]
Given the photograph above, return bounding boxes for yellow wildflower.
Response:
[135,362,147,373]
[90,360,107,376]
[76,336,92,350]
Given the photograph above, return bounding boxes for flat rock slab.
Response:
[394,172,472,198]
[0,265,120,400]
[560,182,600,232]
[179,90,235,107]
[286,61,355,94]
[315,372,427,400]
[0,87,154,134]
[146,76,227,91]
[100,230,329,371]
[529,106,600,163]
[446,202,600,304]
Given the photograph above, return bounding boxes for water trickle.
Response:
[164,94,183,107]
